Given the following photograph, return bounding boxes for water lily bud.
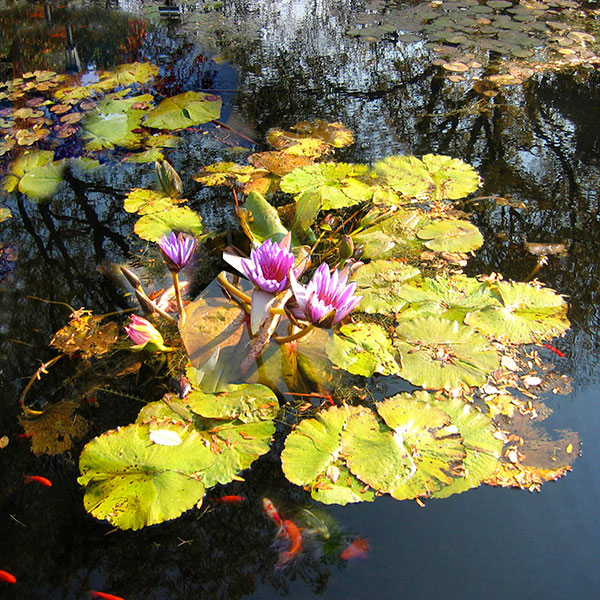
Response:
[125,315,169,351]
[155,160,183,199]
[120,265,142,289]
[339,235,355,261]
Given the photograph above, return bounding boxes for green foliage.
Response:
[134,207,203,242]
[144,92,222,130]
[1,150,65,201]
[243,191,288,243]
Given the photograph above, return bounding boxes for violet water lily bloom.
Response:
[225,237,296,294]
[290,263,363,328]
[158,232,196,272]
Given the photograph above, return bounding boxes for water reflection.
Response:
[1,1,600,599]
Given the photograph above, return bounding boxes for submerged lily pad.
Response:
[342,399,466,500]
[393,317,499,389]
[144,92,222,130]
[417,220,484,253]
[464,281,570,343]
[349,260,420,314]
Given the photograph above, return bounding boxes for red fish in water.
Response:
[340,536,369,560]
[262,497,282,528]
[15,432,34,439]
[0,570,17,584]
[88,591,126,600]
[542,343,565,358]
[212,495,245,504]
[24,475,52,487]
[277,519,302,565]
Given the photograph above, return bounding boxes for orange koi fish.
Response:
[542,343,565,358]
[340,536,369,560]
[89,591,126,600]
[277,519,302,565]
[0,570,16,584]
[262,497,282,528]
[24,475,52,487]
[212,495,245,503]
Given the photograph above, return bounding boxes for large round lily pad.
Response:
[416,220,484,253]
[341,399,466,500]
[133,206,203,241]
[78,422,214,530]
[393,317,499,389]
[349,260,420,314]
[144,92,222,130]
[421,154,480,200]
[464,281,570,343]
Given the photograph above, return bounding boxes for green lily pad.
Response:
[396,274,501,321]
[144,92,222,130]
[17,160,65,202]
[194,162,262,187]
[113,62,159,85]
[421,154,480,200]
[82,110,144,151]
[124,188,176,214]
[78,422,214,530]
[281,162,373,209]
[2,149,55,193]
[373,155,435,198]
[328,321,401,377]
[464,281,570,343]
[352,208,428,260]
[123,148,164,163]
[349,260,420,314]
[341,402,465,500]
[243,191,288,243]
[393,317,500,390]
[417,220,484,253]
[388,392,502,498]
[281,405,375,504]
[134,206,203,242]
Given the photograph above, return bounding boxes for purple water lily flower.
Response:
[290,263,362,328]
[158,232,196,272]
[224,236,296,294]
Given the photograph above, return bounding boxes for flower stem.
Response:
[217,272,253,304]
[172,271,185,324]
[19,355,62,416]
[273,323,315,345]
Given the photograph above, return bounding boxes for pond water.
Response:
[1,0,600,598]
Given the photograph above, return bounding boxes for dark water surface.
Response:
[1,1,600,598]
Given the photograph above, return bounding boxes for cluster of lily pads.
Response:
[67,112,580,530]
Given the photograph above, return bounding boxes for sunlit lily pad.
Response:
[341,401,465,500]
[281,405,375,504]
[281,162,373,209]
[78,422,213,530]
[113,62,159,85]
[134,206,203,242]
[2,149,54,192]
[194,162,263,187]
[390,392,502,498]
[123,148,164,163]
[144,92,222,130]
[349,260,420,314]
[2,150,65,201]
[421,154,480,200]
[464,281,570,343]
[82,110,144,151]
[417,220,483,253]
[328,321,401,377]
[290,120,354,148]
[393,317,499,389]
[373,155,434,198]
[124,188,177,214]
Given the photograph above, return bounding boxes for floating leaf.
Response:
[248,151,313,177]
[420,154,480,200]
[20,400,89,456]
[341,401,465,500]
[373,155,435,198]
[349,260,420,314]
[416,220,484,253]
[194,162,262,187]
[290,120,354,148]
[123,148,164,163]
[50,311,119,359]
[281,405,374,504]
[18,160,66,202]
[113,62,159,85]
[242,191,288,243]
[78,422,213,530]
[281,163,373,209]
[124,188,177,214]
[144,92,222,130]
[82,110,144,151]
[2,149,54,193]
[134,206,203,242]
[393,317,499,390]
[0,207,11,222]
[392,392,503,498]
[328,321,401,377]
[464,281,570,343]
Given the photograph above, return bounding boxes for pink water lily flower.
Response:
[158,232,196,272]
[125,315,169,351]
[290,263,362,328]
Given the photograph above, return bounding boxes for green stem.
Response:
[20,355,62,417]
[273,323,315,345]
[172,271,185,325]
[217,272,253,304]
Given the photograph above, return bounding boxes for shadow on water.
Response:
[1,0,600,598]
